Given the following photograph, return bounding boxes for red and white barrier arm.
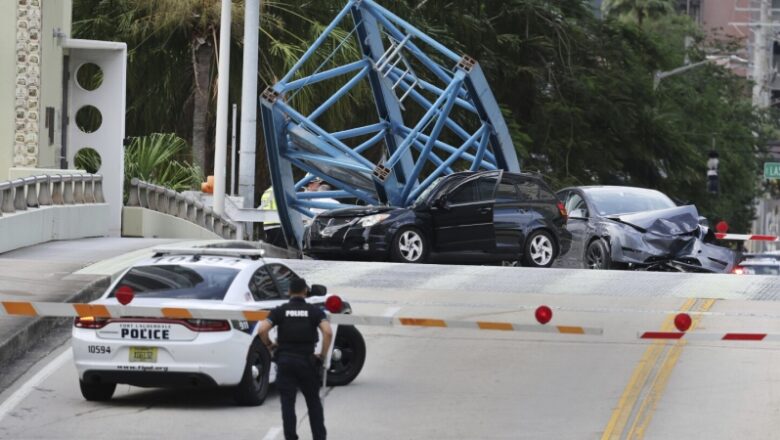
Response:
[715,233,780,242]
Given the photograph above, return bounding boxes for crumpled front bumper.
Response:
[609,230,735,273]
[304,220,390,258]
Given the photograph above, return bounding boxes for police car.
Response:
[71,247,366,406]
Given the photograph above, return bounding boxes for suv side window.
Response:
[248,265,283,301]
[496,180,519,202]
[449,181,479,204]
[449,177,497,205]
[516,179,541,201]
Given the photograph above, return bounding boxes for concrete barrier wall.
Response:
[0,204,110,254]
[122,206,220,239]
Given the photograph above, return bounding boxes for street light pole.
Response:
[752,0,772,108]
[239,0,260,209]
[213,0,232,216]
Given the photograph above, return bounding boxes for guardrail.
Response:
[126,178,238,239]
[0,174,105,216]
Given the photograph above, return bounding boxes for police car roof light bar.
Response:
[151,247,266,260]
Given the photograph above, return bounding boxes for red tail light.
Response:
[732,266,745,275]
[557,201,568,221]
[184,319,231,332]
[325,295,344,313]
[74,316,108,329]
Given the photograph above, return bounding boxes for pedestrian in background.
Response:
[259,277,333,440]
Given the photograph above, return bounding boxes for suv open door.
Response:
[430,171,501,252]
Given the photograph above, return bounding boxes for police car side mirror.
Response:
[309,284,327,296]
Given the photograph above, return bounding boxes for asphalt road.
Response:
[2,265,780,439]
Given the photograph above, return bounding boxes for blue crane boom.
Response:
[260,0,520,248]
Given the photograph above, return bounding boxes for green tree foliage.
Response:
[124,133,204,192]
[394,0,768,231]
[73,0,770,231]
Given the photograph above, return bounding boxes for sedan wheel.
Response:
[585,239,611,270]
[521,230,557,268]
[391,228,428,263]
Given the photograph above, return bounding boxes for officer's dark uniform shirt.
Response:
[268,297,327,356]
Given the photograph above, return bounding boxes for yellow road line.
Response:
[600,298,697,440]
[625,299,716,439]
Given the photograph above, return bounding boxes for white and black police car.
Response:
[71,246,366,406]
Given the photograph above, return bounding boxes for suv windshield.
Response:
[109,265,240,300]
[585,187,675,216]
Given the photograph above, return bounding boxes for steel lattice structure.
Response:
[261,0,520,248]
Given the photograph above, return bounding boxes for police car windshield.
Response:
[109,265,240,300]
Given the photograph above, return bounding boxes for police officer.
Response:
[259,277,333,440]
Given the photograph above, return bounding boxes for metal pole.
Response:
[231,103,237,196]
[213,0,232,216]
[239,0,260,209]
[753,0,771,108]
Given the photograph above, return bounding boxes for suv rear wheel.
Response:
[391,227,428,263]
[522,230,556,268]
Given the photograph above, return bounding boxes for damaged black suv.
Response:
[304,170,570,266]
[555,186,735,273]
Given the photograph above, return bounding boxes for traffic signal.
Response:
[707,151,719,194]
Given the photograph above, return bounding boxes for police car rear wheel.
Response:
[326,325,366,386]
[79,379,116,401]
[234,339,271,406]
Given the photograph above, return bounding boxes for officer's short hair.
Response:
[289,277,308,295]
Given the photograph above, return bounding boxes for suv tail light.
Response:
[184,319,231,332]
[74,316,108,329]
[732,265,746,275]
[557,201,568,222]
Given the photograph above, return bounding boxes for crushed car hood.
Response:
[604,205,735,273]
[320,205,399,218]
[608,205,700,234]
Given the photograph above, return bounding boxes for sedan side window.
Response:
[565,193,589,218]
[248,265,283,301]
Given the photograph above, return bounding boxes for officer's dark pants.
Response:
[276,353,326,440]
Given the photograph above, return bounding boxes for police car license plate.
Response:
[129,347,157,363]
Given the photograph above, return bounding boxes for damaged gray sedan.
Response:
[555,186,735,273]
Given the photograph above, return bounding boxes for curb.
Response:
[0,276,110,367]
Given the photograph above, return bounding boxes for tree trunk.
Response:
[192,40,214,172]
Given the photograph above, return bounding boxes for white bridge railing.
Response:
[0,174,105,216]
[126,178,238,239]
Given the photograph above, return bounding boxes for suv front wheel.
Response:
[391,227,428,263]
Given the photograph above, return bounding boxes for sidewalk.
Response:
[0,237,178,366]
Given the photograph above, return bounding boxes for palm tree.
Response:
[128,0,246,172]
[602,0,675,26]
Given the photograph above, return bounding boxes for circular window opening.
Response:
[74,147,102,173]
[75,106,102,133]
[76,63,103,91]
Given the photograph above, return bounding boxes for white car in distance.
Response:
[71,247,366,406]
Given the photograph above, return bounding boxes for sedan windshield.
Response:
[109,265,240,300]
[585,187,675,216]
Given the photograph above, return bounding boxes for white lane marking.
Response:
[262,426,282,440]
[382,306,401,317]
[0,348,72,424]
